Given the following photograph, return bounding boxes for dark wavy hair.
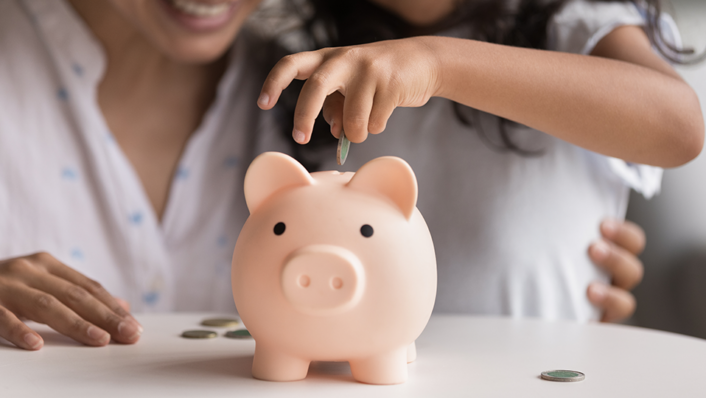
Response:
[277,0,702,161]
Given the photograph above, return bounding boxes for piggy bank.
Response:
[232,152,437,385]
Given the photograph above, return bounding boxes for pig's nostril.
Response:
[299,275,310,288]
[331,277,343,290]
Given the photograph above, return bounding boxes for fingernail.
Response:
[257,93,269,107]
[602,219,619,236]
[293,129,306,144]
[24,333,43,350]
[591,240,610,261]
[127,315,144,333]
[118,319,142,340]
[87,325,110,342]
[588,283,608,302]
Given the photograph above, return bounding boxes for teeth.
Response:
[171,0,232,17]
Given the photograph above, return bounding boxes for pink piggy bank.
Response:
[232,152,437,385]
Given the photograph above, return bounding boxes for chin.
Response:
[161,36,236,64]
[107,0,259,64]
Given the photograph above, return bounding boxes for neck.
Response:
[68,0,226,99]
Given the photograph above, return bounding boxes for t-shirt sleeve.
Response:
[547,0,681,199]
[547,0,644,55]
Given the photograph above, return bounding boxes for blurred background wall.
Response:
[627,0,706,337]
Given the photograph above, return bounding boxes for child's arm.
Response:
[259,26,703,167]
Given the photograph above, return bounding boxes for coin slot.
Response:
[299,275,310,288]
[331,277,343,289]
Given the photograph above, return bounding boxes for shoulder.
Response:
[548,0,644,54]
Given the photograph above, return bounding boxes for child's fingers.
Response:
[588,239,644,290]
[587,282,636,323]
[368,90,398,135]
[342,77,376,143]
[258,51,328,110]
[600,218,646,255]
[323,92,345,139]
[293,63,349,144]
[0,305,43,350]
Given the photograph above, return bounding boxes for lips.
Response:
[170,0,234,17]
[161,0,240,32]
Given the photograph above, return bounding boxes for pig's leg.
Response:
[349,347,408,385]
[252,343,310,381]
[407,341,417,363]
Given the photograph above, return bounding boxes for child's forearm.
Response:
[429,34,704,167]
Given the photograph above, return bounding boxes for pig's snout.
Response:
[281,245,365,316]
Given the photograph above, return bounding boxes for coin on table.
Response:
[540,370,585,382]
[200,318,240,328]
[224,329,252,339]
[181,330,218,339]
[337,129,351,166]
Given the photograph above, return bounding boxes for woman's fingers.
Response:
[600,218,646,255]
[587,282,636,323]
[5,282,110,347]
[34,253,138,324]
[588,239,644,290]
[116,298,131,312]
[27,272,141,344]
[323,92,345,139]
[258,51,328,110]
[0,304,43,350]
[0,252,141,349]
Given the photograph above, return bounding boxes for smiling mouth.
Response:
[168,0,236,18]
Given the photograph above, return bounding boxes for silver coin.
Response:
[224,329,252,339]
[200,318,240,328]
[337,129,350,166]
[540,370,585,382]
[181,330,218,339]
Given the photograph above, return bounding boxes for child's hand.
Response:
[258,37,441,144]
[0,252,142,350]
[587,219,646,323]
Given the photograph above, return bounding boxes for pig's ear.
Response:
[346,156,418,220]
[244,152,314,213]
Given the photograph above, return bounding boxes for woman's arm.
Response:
[260,26,704,167]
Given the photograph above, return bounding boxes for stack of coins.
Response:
[540,370,585,382]
[224,329,252,339]
[200,318,240,328]
[181,330,218,339]
[181,317,252,340]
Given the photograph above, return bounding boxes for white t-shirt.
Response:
[303,0,666,321]
[0,0,667,320]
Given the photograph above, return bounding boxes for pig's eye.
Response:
[274,222,286,236]
[360,224,374,238]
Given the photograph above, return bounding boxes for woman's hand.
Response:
[258,37,441,144]
[587,219,646,323]
[0,252,142,350]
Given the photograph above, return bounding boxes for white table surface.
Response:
[1,313,705,397]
